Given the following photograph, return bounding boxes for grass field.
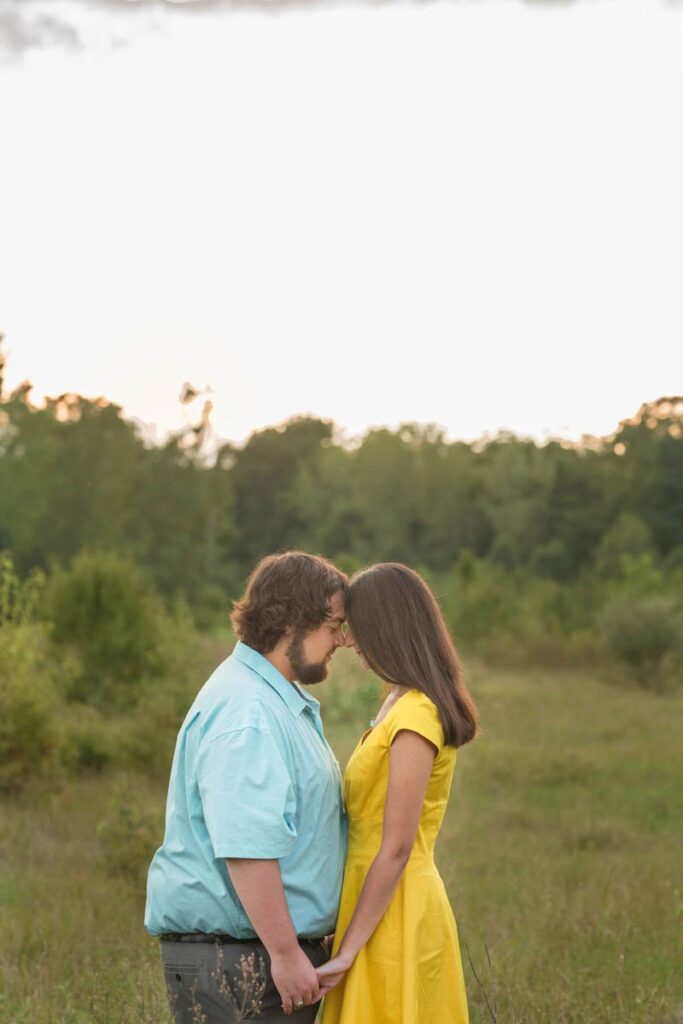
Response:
[1,648,682,1023]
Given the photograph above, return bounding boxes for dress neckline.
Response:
[359,689,412,746]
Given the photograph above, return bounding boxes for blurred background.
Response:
[1,1,682,1022]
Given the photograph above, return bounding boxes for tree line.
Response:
[2,363,682,613]
[2,342,683,751]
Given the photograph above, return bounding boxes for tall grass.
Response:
[1,650,681,1023]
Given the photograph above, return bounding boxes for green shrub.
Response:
[598,594,683,691]
[615,551,666,596]
[46,552,169,710]
[434,554,597,666]
[116,616,223,776]
[117,675,199,776]
[59,706,115,774]
[56,607,220,780]
[438,552,521,648]
[0,624,61,792]
[0,552,45,626]
[593,514,656,579]
[97,781,163,892]
[59,608,215,778]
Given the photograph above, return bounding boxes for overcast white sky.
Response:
[1,0,682,446]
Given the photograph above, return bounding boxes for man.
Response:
[145,551,349,1023]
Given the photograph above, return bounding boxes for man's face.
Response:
[286,590,346,685]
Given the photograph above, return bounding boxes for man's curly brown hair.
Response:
[230,551,348,653]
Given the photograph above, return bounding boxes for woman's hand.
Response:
[316,952,352,997]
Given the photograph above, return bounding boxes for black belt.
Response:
[160,932,255,944]
[160,932,325,945]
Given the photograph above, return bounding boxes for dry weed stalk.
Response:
[190,977,208,1024]
[465,941,524,1024]
[211,943,268,1021]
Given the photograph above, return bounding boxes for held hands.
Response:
[271,946,321,1016]
[316,951,353,997]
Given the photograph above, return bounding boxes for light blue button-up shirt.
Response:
[145,641,347,939]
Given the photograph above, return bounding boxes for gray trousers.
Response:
[160,938,329,1024]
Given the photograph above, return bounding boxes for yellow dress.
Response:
[321,689,469,1024]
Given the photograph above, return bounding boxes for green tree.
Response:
[231,416,334,571]
[594,512,656,578]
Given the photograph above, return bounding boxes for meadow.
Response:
[1,646,681,1024]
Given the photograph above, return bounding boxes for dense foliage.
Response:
[2,373,682,591]
[1,346,683,733]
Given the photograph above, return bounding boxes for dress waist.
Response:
[345,834,437,867]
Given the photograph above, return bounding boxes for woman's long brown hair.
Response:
[346,563,479,748]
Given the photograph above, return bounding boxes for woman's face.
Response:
[344,625,370,670]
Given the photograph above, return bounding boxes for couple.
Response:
[145,551,479,1023]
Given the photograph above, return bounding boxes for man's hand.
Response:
[315,952,352,997]
[271,946,321,1015]
[226,859,321,1014]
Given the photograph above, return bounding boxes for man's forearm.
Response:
[225,858,300,957]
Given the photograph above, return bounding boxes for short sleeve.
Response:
[386,693,445,754]
[197,726,297,859]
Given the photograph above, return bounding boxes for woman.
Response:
[317,563,478,1024]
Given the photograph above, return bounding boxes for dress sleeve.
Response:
[385,693,445,754]
[197,726,298,859]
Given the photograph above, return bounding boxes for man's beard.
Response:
[286,632,329,686]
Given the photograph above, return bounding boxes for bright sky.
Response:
[1,0,682,446]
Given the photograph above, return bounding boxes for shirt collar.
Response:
[232,641,320,718]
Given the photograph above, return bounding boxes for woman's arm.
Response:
[316,729,436,994]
